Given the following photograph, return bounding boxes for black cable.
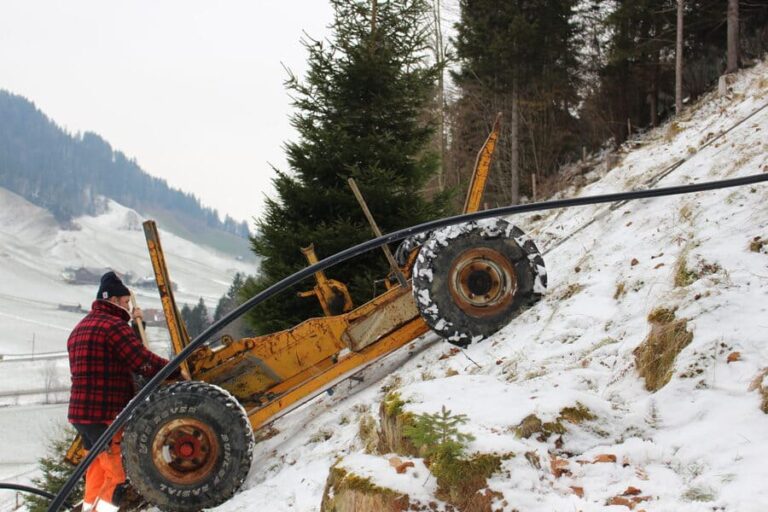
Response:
[0,482,72,508]
[46,171,768,512]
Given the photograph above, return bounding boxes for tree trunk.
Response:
[650,52,659,127]
[371,0,378,35]
[676,0,684,114]
[433,0,446,192]
[727,0,739,73]
[510,78,520,205]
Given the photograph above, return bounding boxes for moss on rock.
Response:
[320,466,411,512]
[433,453,509,511]
[378,392,418,456]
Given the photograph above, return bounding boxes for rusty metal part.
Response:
[449,247,517,317]
[151,418,219,485]
[463,113,502,214]
[298,244,354,315]
[143,220,192,381]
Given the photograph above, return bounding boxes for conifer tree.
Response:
[212,272,249,339]
[181,298,210,338]
[24,427,84,512]
[451,0,580,205]
[245,0,450,334]
[214,272,245,321]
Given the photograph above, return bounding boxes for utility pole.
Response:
[675,0,684,115]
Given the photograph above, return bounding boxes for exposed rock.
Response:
[321,467,411,512]
[320,455,440,512]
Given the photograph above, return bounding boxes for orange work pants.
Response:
[83,430,125,511]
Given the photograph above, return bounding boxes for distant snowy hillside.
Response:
[210,62,768,511]
[0,192,257,498]
[0,189,257,356]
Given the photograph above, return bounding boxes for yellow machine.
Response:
[68,116,548,512]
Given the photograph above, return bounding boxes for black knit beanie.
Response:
[97,271,130,300]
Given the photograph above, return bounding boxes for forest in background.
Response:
[239,0,768,334]
[442,0,768,207]
[0,90,249,239]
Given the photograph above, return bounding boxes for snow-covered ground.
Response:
[2,60,767,512]
[0,193,256,508]
[203,61,766,511]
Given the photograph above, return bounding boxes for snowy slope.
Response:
[0,191,256,356]
[209,62,768,511]
[0,193,257,500]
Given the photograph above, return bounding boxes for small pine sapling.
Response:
[404,405,475,463]
[24,427,84,512]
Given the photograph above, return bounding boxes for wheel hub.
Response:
[152,418,219,485]
[449,247,517,317]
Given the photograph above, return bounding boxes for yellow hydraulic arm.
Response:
[463,112,502,214]
[297,244,354,316]
[143,220,192,380]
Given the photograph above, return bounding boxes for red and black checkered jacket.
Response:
[67,300,169,424]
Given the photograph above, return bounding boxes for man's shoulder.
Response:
[72,309,124,334]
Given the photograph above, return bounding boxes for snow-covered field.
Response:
[2,61,767,512]
[0,193,256,508]
[205,61,767,511]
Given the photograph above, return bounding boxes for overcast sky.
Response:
[0,1,336,224]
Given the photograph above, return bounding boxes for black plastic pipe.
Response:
[0,482,71,508]
[46,171,768,512]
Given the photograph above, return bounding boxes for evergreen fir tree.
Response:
[24,427,84,512]
[212,272,250,339]
[245,0,451,334]
[451,0,581,205]
[404,405,474,462]
[214,272,245,321]
[181,298,210,338]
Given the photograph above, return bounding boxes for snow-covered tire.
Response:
[394,231,430,268]
[122,381,254,512]
[412,219,546,347]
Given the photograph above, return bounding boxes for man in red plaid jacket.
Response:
[67,271,169,512]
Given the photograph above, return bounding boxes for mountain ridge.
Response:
[0,89,253,258]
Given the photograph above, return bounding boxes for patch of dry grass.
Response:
[664,122,682,142]
[674,247,698,287]
[558,283,583,300]
[748,368,768,414]
[635,307,694,391]
[358,414,379,454]
[514,403,595,439]
[614,281,626,300]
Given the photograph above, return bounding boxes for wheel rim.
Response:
[449,247,517,317]
[151,418,219,485]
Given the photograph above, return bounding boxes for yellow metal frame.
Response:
[64,117,503,466]
[150,115,503,429]
[463,112,502,214]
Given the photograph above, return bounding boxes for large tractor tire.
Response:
[412,219,546,347]
[122,381,254,512]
